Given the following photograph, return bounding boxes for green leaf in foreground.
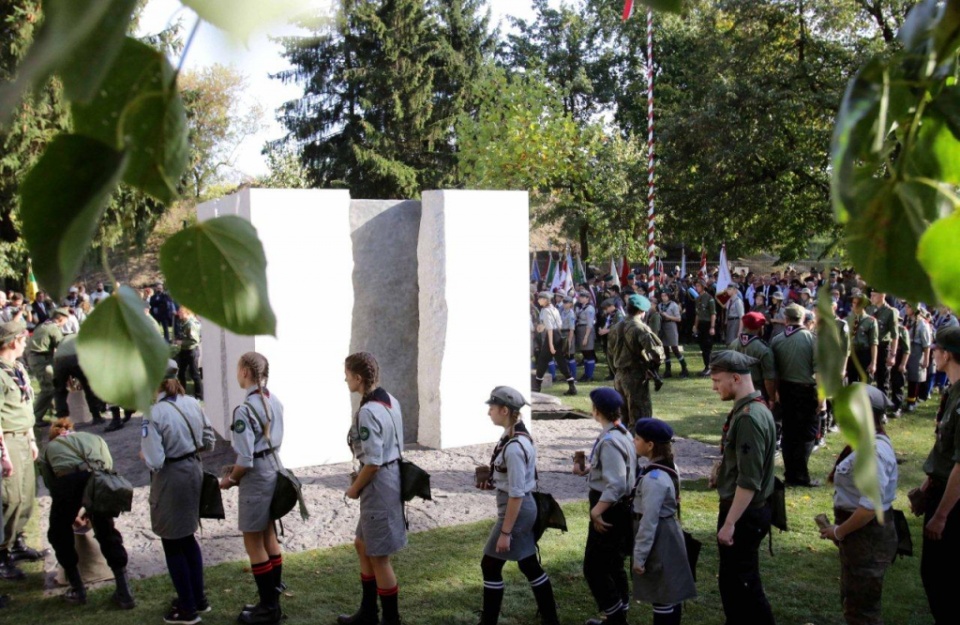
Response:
[833,384,883,517]
[181,0,311,41]
[77,286,169,414]
[918,211,960,312]
[19,135,127,298]
[160,216,277,336]
[815,286,844,399]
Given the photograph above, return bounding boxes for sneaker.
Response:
[164,605,202,625]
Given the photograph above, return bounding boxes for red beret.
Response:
[743,312,766,330]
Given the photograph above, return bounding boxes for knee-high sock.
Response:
[378,585,399,621]
[251,560,277,608]
[269,553,283,592]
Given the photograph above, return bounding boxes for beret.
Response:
[935,326,960,355]
[710,350,757,374]
[603,274,615,282]
[784,304,806,322]
[601,298,618,309]
[537,291,553,300]
[634,418,674,443]
[742,312,766,331]
[486,386,529,410]
[0,318,27,344]
[859,383,892,412]
[627,294,651,312]
[590,387,624,415]
[51,307,71,319]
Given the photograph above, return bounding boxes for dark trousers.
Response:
[779,381,819,485]
[162,535,206,612]
[48,472,127,571]
[583,490,632,613]
[535,335,572,381]
[53,355,105,419]
[890,365,906,410]
[874,343,891,395]
[922,479,960,625]
[697,320,713,368]
[847,349,874,384]
[717,502,775,625]
[176,348,203,400]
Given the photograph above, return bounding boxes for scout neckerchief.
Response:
[720,395,765,454]
[0,358,33,403]
[588,421,629,468]
[852,314,862,339]
[636,460,682,518]
[349,387,396,459]
[739,333,762,348]
[784,324,803,338]
[489,420,532,471]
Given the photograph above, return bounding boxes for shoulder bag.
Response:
[167,400,224,520]
[246,400,309,522]
[58,436,133,517]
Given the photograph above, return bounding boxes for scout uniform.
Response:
[231,385,286,533]
[0,319,38,576]
[725,288,744,343]
[602,301,626,379]
[695,288,717,374]
[906,314,931,409]
[583,388,636,625]
[729,331,776,401]
[348,387,406,557]
[41,430,133,607]
[770,305,819,486]
[658,295,689,378]
[608,295,663,426]
[645,306,662,339]
[848,307,878,383]
[711,351,777,625]
[533,294,575,394]
[175,314,203,400]
[768,296,787,339]
[575,295,597,382]
[830,386,898,625]
[921,327,960,624]
[873,300,900,396]
[26,308,67,423]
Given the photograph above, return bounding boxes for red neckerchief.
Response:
[720,395,765,454]
[489,420,532,468]
[739,333,760,347]
[785,325,802,337]
[361,387,391,409]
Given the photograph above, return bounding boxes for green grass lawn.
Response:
[5,347,939,624]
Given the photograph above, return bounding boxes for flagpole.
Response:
[645,8,657,296]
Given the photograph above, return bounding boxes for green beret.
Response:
[0,318,27,344]
[709,350,757,374]
[784,304,805,323]
[603,274,615,282]
[935,326,960,355]
[51,307,71,319]
[627,294,651,312]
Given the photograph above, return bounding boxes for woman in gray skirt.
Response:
[339,352,406,625]
[658,290,689,378]
[476,386,560,625]
[142,360,216,624]
[219,352,286,625]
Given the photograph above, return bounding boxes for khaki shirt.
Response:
[728,335,776,389]
[770,326,817,385]
[42,432,113,480]
[0,357,34,433]
[696,293,716,322]
[924,384,960,481]
[874,305,899,344]
[850,314,879,349]
[27,320,63,357]
[717,392,777,506]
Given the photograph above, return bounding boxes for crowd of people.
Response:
[531,262,960,625]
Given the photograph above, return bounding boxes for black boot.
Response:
[663,362,673,378]
[0,551,24,581]
[531,376,542,393]
[112,567,136,609]
[63,566,87,605]
[338,575,379,625]
[679,358,690,378]
[9,534,46,562]
[531,579,560,625]
[564,380,577,396]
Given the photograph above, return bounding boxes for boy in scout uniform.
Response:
[869,290,900,401]
[0,319,42,580]
[919,326,960,624]
[27,307,69,425]
[533,293,576,396]
[175,307,203,400]
[729,311,777,404]
[608,295,663,427]
[599,299,625,381]
[694,281,717,376]
[575,291,598,383]
[709,351,777,625]
[848,294,878,383]
[770,304,820,487]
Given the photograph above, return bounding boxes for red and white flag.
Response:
[623,0,635,20]
[698,248,707,280]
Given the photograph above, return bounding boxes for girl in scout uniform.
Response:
[820,384,898,625]
[142,360,216,624]
[41,418,134,609]
[631,418,696,625]
[576,291,598,382]
[574,387,637,625]
[905,304,932,412]
[534,292,576,395]
[476,386,560,625]
[658,290,688,378]
[339,352,406,625]
[219,352,286,625]
[561,296,578,381]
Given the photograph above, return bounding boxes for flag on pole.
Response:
[620,254,631,287]
[565,248,578,291]
[573,254,586,286]
[656,257,665,285]
[698,247,707,280]
[551,255,569,293]
[531,254,541,283]
[622,0,635,20]
[680,246,687,278]
[25,260,38,302]
[608,258,621,287]
[545,253,557,287]
[717,244,732,292]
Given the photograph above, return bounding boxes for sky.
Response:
[139,0,549,179]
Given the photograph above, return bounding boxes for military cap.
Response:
[563,296,574,304]
[622,287,636,295]
[577,290,591,299]
[0,318,27,344]
[627,273,635,279]
[603,274,615,282]
[164,359,179,380]
[850,292,869,305]
[627,294,651,312]
[709,350,757,374]
[51,307,70,319]
[858,383,892,413]
[601,298,618,309]
[537,291,553,300]
[934,326,960,355]
[486,386,529,411]
[589,387,624,414]
[742,312,766,330]
[771,290,783,300]
[634,418,674,443]
[661,287,674,296]
[784,303,806,323]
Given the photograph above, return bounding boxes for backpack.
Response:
[56,436,133,517]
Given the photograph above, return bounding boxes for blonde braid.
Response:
[239,352,271,438]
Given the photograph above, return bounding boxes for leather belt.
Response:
[166,452,199,464]
[253,448,276,459]
[54,468,88,478]
[2,431,31,437]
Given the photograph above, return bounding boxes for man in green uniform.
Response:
[848,294,878,383]
[889,317,910,418]
[709,350,777,625]
[26,307,68,425]
[729,311,777,404]
[694,281,717,376]
[608,294,663,427]
[770,304,820,487]
[599,299,625,380]
[175,307,203,400]
[920,326,960,624]
[0,319,41,580]
[870,290,900,402]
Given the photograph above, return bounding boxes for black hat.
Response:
[935,326,960,356]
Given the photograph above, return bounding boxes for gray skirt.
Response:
[357,462,407,557]
[576,326,596,352]
[483,491,537,561]
[907,347,928,383]
[150,456,202,539]
[660,322,679,347]
[632,516,697,605]
[238,456,278,533]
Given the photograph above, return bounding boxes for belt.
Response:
[728,317,741,321]
[359,458,400,468]
[253,448,276,459]
[2,431,31,437]
[165,452,199,464]
[54,468,88,478]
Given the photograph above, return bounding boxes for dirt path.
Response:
[36,415,718,582]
